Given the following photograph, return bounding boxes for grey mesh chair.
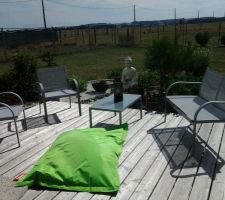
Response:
[36,67,82,123]
[0,92,27,147]
[165,68,225,153]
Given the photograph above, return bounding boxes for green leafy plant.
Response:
[145,37,209,96]
[195,32,210,47]
[107,67,122,82]
[71,75,87,92]
[8,53,38,101]
[145,37,180,95]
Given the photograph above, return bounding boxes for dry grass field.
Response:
[0,21,225,79]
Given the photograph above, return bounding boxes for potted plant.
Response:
[91,79,109,93]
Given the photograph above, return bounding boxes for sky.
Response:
[0,0,225,29]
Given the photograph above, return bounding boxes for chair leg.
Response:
[164,100,167,122]
[191,121,197,155]
[78,94,82,116]
[43,100,49,123]
[23,110,27,130]
[13,118,20,147]
[39,100,42,114]
[69,96,72,108]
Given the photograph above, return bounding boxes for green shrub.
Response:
[71,75,87,92]
[145,37,210,95]
[107,67,122,82]
[195,32,210,47]
[0,53,38,101]
[145,37,180,94]
[137,70,160,89]
[11,53,38,101]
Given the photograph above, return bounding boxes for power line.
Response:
[135,5,173,12]
[0,0,37,3]
[46,0,132,10]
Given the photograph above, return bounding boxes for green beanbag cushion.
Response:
[16,124,128,193]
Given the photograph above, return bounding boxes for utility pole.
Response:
[133,4,136,28]
[133,4,136,36]
[198,9,201,30]
[174,8,177,43]
[41,0,47,28]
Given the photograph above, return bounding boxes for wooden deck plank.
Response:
[0,101,81,154]
[90,115,181,200]
[0,101,224,200]
[0,104,89,169]
[123,117,185,200]
[188,123,225,200]
[208,124,225,200]
[167,123,223,200]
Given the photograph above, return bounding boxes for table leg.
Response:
[89,108,92,128]
[119,112,122,125]
[140,97,143,119]
[114,112,116,116]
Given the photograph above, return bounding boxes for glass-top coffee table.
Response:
[89,94,142,127]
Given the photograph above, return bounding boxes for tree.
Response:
[145,37,180,95]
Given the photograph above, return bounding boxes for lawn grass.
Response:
[51,47,146,80]
[0,45,224,81]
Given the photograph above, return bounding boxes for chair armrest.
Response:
[0,102,16,119]
[71,79,80,94]
[166,81,201,96]
[36,82,46,98]
[0,92,24,106]
[194,101,225,121]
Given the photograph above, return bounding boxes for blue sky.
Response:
[0,0,225,29]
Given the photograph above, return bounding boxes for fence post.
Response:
[81,29,85,45]
[88,26,91,46]
[218,22,222,45]
[126,28,130,43]
[51,27,56,53]
[94,28,97,45]
[157,25,160,39]
[139,24,142,42]
[185,23,188,44]
[1,28,7,61]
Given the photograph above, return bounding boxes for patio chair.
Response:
[164,68,225,153]
[0,92,27,147]
[36,67,82,123]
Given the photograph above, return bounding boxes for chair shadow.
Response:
[8,114,61,131]
[148,125,224,179]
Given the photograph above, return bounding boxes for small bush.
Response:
[138,70,160,89]
[145,37,210,95]
[195,32,210,47]
[71,75,87,92]
[107,67,122,82]
[0,53,38,101]
[11,54,38,101]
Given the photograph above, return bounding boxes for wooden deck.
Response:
[0,101,225,200]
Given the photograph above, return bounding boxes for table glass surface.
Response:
[91,94,141,112]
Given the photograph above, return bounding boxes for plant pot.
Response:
[92,82,109,92]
